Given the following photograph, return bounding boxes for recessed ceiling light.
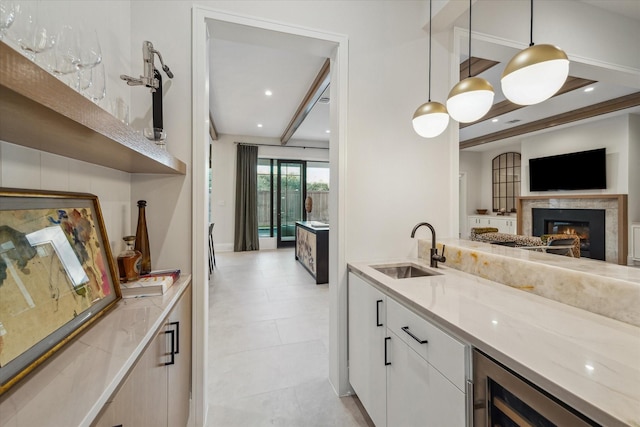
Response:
[584,87,594,93]
[265,90,272,96]
[491,118,499,123]
[257,124,263,128]
[325,130,331,134]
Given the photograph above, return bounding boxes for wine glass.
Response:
[42,25,79,76]
[7,2,55,60]
[76,27,101,70]
[83,62,106,103]
[0,0,17,40]
[77,66,92,91]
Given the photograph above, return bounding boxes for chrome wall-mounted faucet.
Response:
[120,41,174,92]
[120,41,174,135]
[411,222,446,268]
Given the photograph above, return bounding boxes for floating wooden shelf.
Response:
[0,41,186,175]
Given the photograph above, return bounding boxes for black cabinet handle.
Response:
[165,329,175,366]
[169,321,180,354]
[376,299,383,327]
[384,337,391,366]
[401,326,428,344]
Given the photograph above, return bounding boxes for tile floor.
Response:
[207,248,372,427]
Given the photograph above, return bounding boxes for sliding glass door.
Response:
[277,160,305,247]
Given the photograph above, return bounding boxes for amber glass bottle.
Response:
[117,235,142,282]
[135,200,151,275]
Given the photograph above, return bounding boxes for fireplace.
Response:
[518,195,627,264]
[532,208,605,260]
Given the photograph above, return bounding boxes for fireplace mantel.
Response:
[516,194,628,264]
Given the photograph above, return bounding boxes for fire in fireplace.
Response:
[532,208,605,261]
[545,220,590,253]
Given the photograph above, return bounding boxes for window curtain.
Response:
[234,144,260,251]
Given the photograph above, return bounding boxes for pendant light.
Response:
[446,0,494,123]
[501,0,569,106]
[412,0,449,138]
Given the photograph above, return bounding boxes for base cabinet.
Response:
[468,215,517,236]
[386,329,466,427]
[93,285,192,427]
[348,273,387,427]
[348,272,467,427]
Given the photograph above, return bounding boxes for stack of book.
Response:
[119,269,181,298]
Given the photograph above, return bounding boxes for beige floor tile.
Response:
[207,387,303,427]
[209,319,282,359]
[208,249,368,426]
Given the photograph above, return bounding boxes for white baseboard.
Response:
[216,243,234,252]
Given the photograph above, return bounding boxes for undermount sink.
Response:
[371,263,442,279]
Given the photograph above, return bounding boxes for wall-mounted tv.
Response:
[529,148,606,191]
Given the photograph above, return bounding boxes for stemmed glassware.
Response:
[4,3,107,105]
[83,62,106,104]
[7,1,55,60]
[76,26,101,70]
[43,25,80,76]
[0,0,17,40]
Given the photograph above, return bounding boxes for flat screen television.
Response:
[529,148,606,191]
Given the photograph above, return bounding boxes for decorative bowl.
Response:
[476,209,488,215]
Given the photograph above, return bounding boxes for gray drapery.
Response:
[234,144,260,251]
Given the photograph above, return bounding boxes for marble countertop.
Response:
[348,260,640,427]
[0,275,192,427]
[441,238,640,285]
[296,221,329,230]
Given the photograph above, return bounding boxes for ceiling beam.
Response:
[280,58,330,145]
[460,91,640,150]
[459,76,596,129]
[209,111,218,141]
[459,57,498,81]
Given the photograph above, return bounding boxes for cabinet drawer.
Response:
[387,298,466,391]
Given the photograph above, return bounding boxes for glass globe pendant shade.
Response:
[501,44,569,106]
[412,101,450,138]
[446,77,494,123]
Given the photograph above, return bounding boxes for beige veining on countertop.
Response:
[419,238,640,326]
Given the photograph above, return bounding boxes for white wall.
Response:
[628,114,640,262]
[129,0,456,264]
[210,134,329,251]
[521,115,630,197]
[459,151,483,214]
[0,143,131,257]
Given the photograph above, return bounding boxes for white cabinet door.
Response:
[470,216,517,235]
[167,286,192,427]
[494,218,517,234]
[386,330,466,427]
[348,272,387,427]
[93,285,192,427]
[93,327,168,427]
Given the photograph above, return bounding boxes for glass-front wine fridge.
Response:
[472,349,600,427]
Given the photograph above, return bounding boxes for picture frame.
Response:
[0,188,121,395]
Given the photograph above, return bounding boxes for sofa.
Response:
[470,227,581,257]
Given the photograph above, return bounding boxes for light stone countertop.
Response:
[0,275,192,427]
[440,237,640,285]
[348,260,640,427]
